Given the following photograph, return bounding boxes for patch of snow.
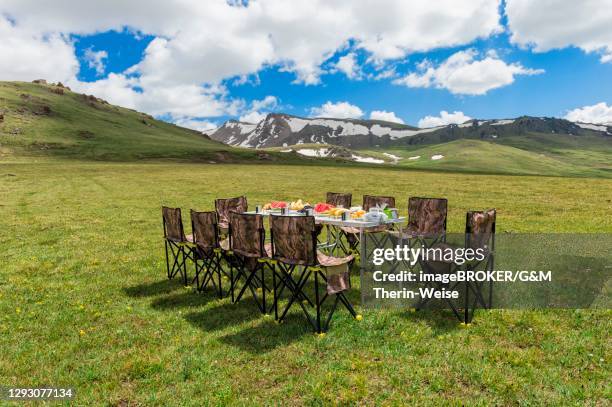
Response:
[408,156,420,160]
[297,148,329,158]
[227,121,256,134]
[431,155,444,160]
[389,126,443,140]
[370,124,393,136]
[280,149,293,153]
[383,153,402,162]
[312,119,370,136]
[286,117,309,132]
[576,122,608,132]
[491,119,515,126]
[458,121,475,128]
[352,154,385,164]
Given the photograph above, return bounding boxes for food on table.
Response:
[350,209,366,219]
[289,199,310,211]
[262,201,287,211]
[316,206,349,217]
[328,207,349,217]
[314,202,334,213]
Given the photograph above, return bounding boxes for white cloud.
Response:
[310,101,364,119]
[0,0,502,86]
[239,111,267,123]
[506,0,612,63]
[84,48,108,76]
[335,52,361,79]
[237,95,278,123]
[173,117,218,133]
[0,16,78,83]
[0,1,501,124]
[565,102,612,124]
[251,95,278,111]
[418,110,472,127]
[69,75,242,119]
[394,49,544,95]
[370,110,404,124]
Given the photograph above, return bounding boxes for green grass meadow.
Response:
[1,161,611,405]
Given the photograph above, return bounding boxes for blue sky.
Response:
[1,1,612,128]
[71,29,612,127]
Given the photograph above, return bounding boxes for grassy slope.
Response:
[365,138,611,177]
[2,81,610,178]
[0,81,299,163]
[1,161,610,405]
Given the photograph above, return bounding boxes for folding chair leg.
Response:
[324,296,341,331]
[181,247,188,285]
[337,292,357,318]
[193,257,200,290]
[235,262,266,314]
[217,260,223,298]
[164,240,171,279]
[261,266,266,315]
[230,265,235,303]
[278,268,312,322]
[464,281,470,324]
[314,270,321,333]
[271,265,278,320]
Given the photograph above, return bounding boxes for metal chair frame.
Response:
[416,209,496,324]
[270,214,357,333]
[162,206,193,285]
[228,212,272,314]
[390,197,448,274]
[190,210,231,298]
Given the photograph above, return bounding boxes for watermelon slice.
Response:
[314,203,334,213]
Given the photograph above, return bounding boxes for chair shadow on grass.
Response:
[123,278,184,298]
[184,297,264,332]
[401,308,461,335]
[150,288,218,310]
[219,313,309,354]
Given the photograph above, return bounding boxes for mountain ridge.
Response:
[209,112,612,149]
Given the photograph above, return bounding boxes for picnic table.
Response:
[243,209,405,273]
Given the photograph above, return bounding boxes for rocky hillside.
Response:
[209,113,612,149]
[0,81,295,163]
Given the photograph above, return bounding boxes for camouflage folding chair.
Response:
[341,195,396,258]
[190,210,231,298]
[389,197,448,271]
[215,196,248,236]
[317,192,353,254]
[229,212,273,314]
[326,192,352,208]
[463,208,496,321]
[162,206,194,285]
[270,214,358,333]
[418,209,496,324]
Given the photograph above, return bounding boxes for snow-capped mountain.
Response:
[210,113,425,148]
[209,113,611,149]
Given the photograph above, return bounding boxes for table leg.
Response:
[359,227,365,305]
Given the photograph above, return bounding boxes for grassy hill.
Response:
[2,81,610,178]
[0,81,295,163]
[373,138,611,177]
